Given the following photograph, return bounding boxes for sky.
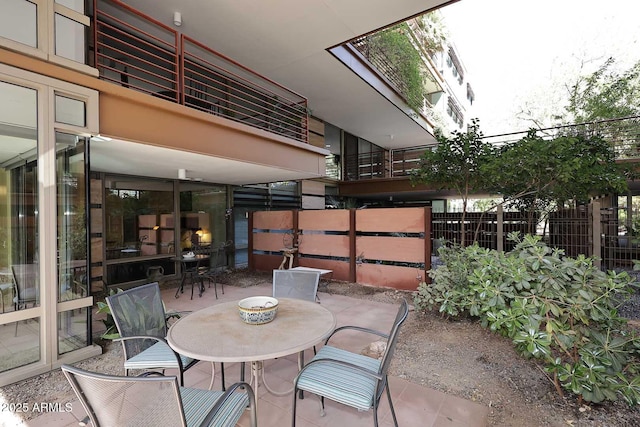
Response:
[440,0,640,136]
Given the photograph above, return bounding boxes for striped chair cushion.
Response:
[180,387,249,427]
[124,341,194,371]
[296,345,382,411]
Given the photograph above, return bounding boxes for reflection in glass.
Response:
[179,183,227,252]
[54,13,86,63]
[104,178,174,261]
[56,0,85,13]
[0,318,40,372]
[0,0,37,48]
[55,95,86,127]
[0,81,39,318]
[57,133,87,303]
[58,309,87,355]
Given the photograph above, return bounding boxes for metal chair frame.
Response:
[62,364,257,427]
[292,299,409,427]
[106,282,200,386]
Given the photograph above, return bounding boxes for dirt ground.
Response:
[323,280,640,427]
[3,270,640,426]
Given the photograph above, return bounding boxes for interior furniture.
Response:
[172,254,210,299]
[292,299,409,427]
[11,264,39,336]
[106,282,200,386]
[198,240,233,299]
[62,364,256,427]
[167,297,336,411]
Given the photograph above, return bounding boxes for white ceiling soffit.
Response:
[119,0,453,149]
[90,138,324,186]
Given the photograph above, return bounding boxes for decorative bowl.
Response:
[183,251,195,259]
[238,296,278,325]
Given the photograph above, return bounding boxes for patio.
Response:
[23,278,488,427]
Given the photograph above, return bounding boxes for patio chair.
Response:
[199,240,232,299]
[62,364,256,427]
[106,282,202,386]
[11,264,39,336]
[291,299,409,427]
[272,269,321,303]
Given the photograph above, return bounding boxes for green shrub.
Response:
[415,233,640,405]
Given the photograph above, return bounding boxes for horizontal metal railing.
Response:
[94,0,179,99]
[386,116,640,180]
[93,0,308,143]
[343,151,388,181]
[182,36,308,143]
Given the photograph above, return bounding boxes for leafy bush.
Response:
[415,233,640,405]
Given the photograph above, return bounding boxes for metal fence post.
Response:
[497,204,504,252]
[591,201,601,270]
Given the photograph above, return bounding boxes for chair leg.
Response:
[220,362,226,391]
[292,385,298,427]
[385,379,399,427]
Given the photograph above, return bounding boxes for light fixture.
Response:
[178,168,187,180]
[173,11,182,27]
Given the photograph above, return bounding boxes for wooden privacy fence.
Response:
[249,207,431,291]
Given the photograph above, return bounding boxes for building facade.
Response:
[0,0,457,385]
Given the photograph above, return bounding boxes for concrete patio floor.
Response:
[21,278,488,427]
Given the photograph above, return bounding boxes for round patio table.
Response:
[167,297,336,408]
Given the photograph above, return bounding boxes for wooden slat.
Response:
[299,234,350,257]
[356,236,424,263]
[356,208,425,233]
[253,233,288,252]
[254,211,293,230]
[253,254,283,272]
[90,208,103,233]
[356,263,422,291]
[298,258,350,282]
[299,209,350,231]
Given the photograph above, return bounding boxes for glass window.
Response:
[104,178,174,261]
[0,0,37,48]
[0,318,40,372]
[58,309,87,354]
[55,94,86,127]
[56,0,84,13]
[57,132,87,303]
[179,183,227,252]
[0,80,40,370]
[54,13,85,63]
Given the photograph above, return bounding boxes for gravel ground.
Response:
[3,270,640,425]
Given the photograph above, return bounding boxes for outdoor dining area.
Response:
[24,271,489,427]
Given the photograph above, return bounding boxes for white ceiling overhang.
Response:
[119,0,455,150]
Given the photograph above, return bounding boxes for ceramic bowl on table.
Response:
[238,296,279,325]
[183,251,195,259]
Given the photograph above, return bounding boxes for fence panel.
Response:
[298,210,351,282]
[355,208,426,290]
[251,211,294,271]
[548,207,591,258]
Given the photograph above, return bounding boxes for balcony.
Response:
[93,0,308,144]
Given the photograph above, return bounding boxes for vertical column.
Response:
[424,206,431,283]
[349,209,356,283]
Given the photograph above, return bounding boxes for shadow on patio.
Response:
[23,276,488,427]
